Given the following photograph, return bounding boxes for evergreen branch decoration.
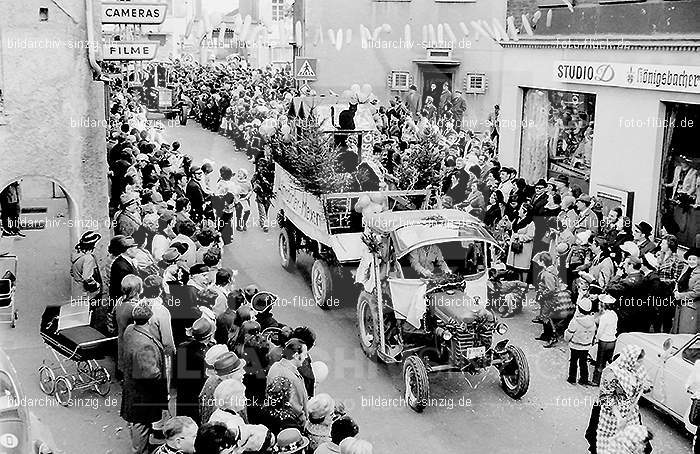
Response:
[272,116,352,195]
[394,135,444,191]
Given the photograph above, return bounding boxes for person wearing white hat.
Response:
[563,297,596,385]
[591,294,618,386]
[619,241,640,259]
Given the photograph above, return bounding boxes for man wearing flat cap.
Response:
[115,192,143,237]
[109,235,139,304]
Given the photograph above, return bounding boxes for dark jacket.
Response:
[186,179,207,222]
[120,324,168,423]
[174,338,212,422]
[110,256,137,304]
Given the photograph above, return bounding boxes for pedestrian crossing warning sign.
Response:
[295,58,318,81]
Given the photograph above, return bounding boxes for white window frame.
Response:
[426,47,453,59]
[464,73,487,94]
[271,0,285,22]
[389,71,411,91]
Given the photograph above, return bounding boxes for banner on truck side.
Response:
[274,163,329,243]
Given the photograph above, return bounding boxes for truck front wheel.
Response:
[311,259,334,309]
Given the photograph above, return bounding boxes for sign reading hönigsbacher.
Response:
[553,60,700,95]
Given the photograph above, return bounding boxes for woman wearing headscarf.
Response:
[232,168,252,232]
[259,376,305,435]
[686,359,700,454]
[591,345,652,453]
[506,202,535,282]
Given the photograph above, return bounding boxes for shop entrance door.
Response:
[421,69,452,113]
[658,102,700,251]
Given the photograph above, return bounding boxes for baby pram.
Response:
[0,254,18,328]
[38,303,116,406]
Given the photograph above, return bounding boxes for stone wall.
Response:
[0,0,109,256]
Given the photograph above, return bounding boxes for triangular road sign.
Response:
[296,60,316,78]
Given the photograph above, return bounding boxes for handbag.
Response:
[511,238,523,254]
[689,398,700,425]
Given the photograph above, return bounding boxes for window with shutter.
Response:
[389,71,411,91]
[464,73,487,94]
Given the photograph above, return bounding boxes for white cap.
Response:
[204,344,229,367]
[599,294,616,306]
[620,241,640,258]
[576,230,592,245]
[644,252,659,270]
[578,297,592,312]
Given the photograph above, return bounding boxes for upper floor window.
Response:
[272,0,285,21]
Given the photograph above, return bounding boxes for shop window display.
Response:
[519,88,595,193]
[659,102,700,249]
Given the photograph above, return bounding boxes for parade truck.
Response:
[274,162,432,308]
[143,62,178,119]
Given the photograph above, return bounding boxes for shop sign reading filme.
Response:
[103,42,158,60]
[101,2,168,25]
[553,60,700,94]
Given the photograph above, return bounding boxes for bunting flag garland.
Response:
[295,20,303,46]
[489,19,503,41]
[469,21,484,41]
[437,23,444,43]
[506,16,519,41]
[405,24,412,44]
[522,14,534,36]
[328,28,336,45]
[532,10,542,26]
[444,23,457,44]
[335,29,343,51]
[494,18,509,42]
[546,9,553,28]
[459,22,470,37]
[480,20,496,40]
[346,28,353,44]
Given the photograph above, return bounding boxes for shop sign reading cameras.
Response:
[101,2,168,25]
[103,42,158,61]
[294,58,318,81]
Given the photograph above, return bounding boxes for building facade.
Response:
[0,0,109,252]
[293,0,507,129]
[498,0,700,332]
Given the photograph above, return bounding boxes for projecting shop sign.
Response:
[554,60,700,94]
[103,42,158,60]
[101,2,168,24]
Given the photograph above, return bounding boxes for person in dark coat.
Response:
[109,235,139,306]
[167,268,200,346]
[174,318,216,422]
[185,165,207,223]
[607,256,646,333]
[121,303,169,454]
[291,326,316,398]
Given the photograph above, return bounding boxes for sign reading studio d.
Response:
[101,2,168,25]
[554,60,700,95]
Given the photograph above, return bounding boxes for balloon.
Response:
[280,124,291,135]
[361,83,373,97]
[342,89,353,98]
[354,195,371,213]
[284,92,293,102]
[269,119,278,129]
[362,202,383,217]
[350,84,361,94]
[311,361,329,384]
[278,115,288,124]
